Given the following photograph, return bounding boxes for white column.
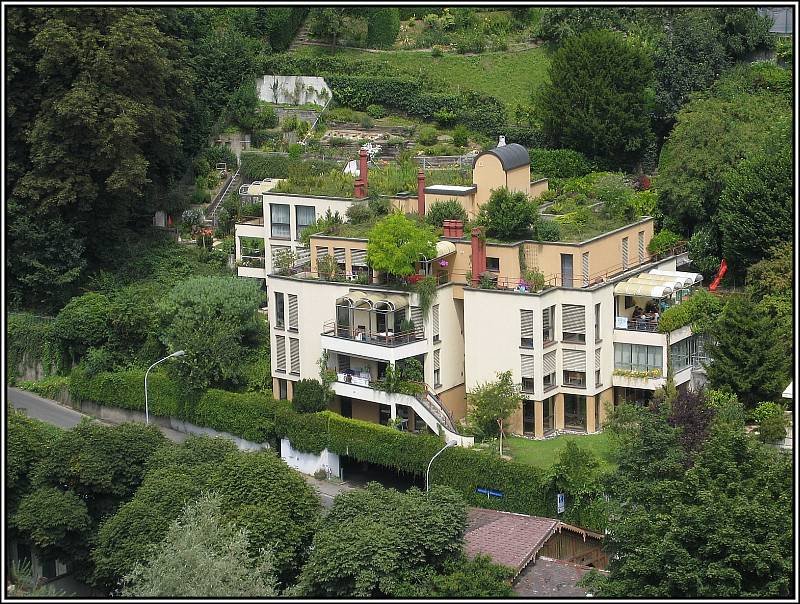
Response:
[390,403,397,419]
[235,236,242,261]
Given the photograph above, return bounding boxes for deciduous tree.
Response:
[366,213,437,278]
[480,188,538,241]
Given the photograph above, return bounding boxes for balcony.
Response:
[237,254,266,279]
[321,321,428,363]
[234,216,265,239]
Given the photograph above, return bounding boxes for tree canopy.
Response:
[466,370,522,439]
[536,29,654,166]
[479,188,539,241]
[366,213,437,278]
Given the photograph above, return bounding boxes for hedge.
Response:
[261,8,309,52]
[240,152,291,180]
[61,369,589,525]
[367,8,401,49]
[7,313,62,380]
[529,148,592,179]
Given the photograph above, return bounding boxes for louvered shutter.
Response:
[595,347,601,371]
[622,237,629,269]
[434,349,441,370]
[520,310,534,339]
[294,246,311,267]
[351,248,368,266]
[542,307,552,331]
[411,306,424,339]
[288,294,298,331]
[337,354,350,372]
[562,305,585,334]
[433,305,440,340]
[521,354,535,378]
[638,231,645,264]
[542,350,557,375]
[276,336,286,372]
[289,338,300,374]
[334,248,346,263]
[562,349,586,372]
[316,246,329,258]
[582,252,590,287]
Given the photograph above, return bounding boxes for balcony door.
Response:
[523,400,535,434]
[561,253,573,288]
[336,305,351,338]
[564,394,586,431]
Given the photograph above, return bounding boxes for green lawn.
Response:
[294,46,551,108]
[504,432,616,470]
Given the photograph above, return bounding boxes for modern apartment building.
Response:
[239,143,705,444]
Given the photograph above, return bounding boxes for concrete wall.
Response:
[281,437,341,477]
[473,154,507,207]
[256,75,331,106]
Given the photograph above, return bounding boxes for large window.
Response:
[523,400,535,434]
[670,338,691,372]
[274,292,285,329]
[296,205,315,239]
[270,203,291,239]
[542,306,555,344]
[594,303,601,342]
[543,396,555,434]
[614,343,662,372]
[520,309,534,348]
[563,370,586,388]
[564,394,587,431]
[562,304,586,343]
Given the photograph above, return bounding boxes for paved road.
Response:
[6,387,351,508]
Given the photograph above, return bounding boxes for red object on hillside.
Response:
[709,258,728,291]
[407,274,424,285]
[639,174,651,190]
[417,170,426,216]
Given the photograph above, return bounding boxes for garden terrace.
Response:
[613,269,703,332]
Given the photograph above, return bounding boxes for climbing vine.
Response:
[6,313,63,383]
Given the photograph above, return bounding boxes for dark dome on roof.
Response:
[473,143,530,172]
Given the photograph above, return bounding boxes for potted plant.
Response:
[399,319,416,342]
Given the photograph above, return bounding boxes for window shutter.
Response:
[562,349,586,372]
[411,306,424,338]
[433,305,440,339]
[582,252,590,287]
[521,354,535,378]
[434,349,441,370]
[289,338,300,374]
[595,347,601,371]
[288,294,298,330]
[316,246,329,258]
[562,305,585,333]
[638,231,645,264]
[542,307,552,331]
[542,350,557,375]
[276,336,286,372]
[520,310,534,339]
[622,237,629,269]
[351,248,368,266]
[334,248,346,263]
[337,354,350,372]
[294,246,311,267]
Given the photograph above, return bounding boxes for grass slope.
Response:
[294,46,550,108]
[504,433,615,470]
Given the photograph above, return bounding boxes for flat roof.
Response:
[424,184,477,196]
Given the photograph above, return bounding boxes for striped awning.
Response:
[628,274,685,291]
[337,290,408,310]
[614,280,672,297]
[649,269,702,286]
[433,240,457,259]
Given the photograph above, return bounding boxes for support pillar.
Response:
[554,393,565,431]
[235,236,242,261]
[534,400,544,439]
[587,395,597,433]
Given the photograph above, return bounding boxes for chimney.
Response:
[497,135,506,147]
[471,227,486,287]
[359,148,369,197]
[417,170,426,216]
[451,219,464,238]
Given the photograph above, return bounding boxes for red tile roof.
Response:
[464,507,559,576]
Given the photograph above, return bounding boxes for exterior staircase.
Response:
[288,18,312,51]
[207,168,241,228]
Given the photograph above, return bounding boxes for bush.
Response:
[345,203,374,224]
[288,144,303,159]
[367,196,391,216]
[455,31,486,54]
[366,7,400,48]
[291,379,328,414]
[53,292,113,358]
[425,200,468,227]
[535,220,561,241]
[365,104,385,119]
[647,228,682,255]
[452,125,469,147]
[240,151,291,180]
[417,126,438,146]
[359,115,374,129]
[7,313,62,380]
[758,412,789,444]
[529,148,591,179]
[481,187,538,241]
[431,45,444,57]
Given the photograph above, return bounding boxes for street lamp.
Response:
[144,350,185,425]
[426,440,456,492]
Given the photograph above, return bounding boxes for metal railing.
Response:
[239,256,265,269]
[235,216,265,226]
[322,321,423,347]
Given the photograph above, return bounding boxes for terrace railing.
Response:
[322,320,424,347]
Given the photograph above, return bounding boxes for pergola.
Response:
[335,290,410,340]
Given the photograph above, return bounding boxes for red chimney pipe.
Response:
[451,219,464,238]
[359,149,369,197]
[471,227,486,287]
[417,170,426,216]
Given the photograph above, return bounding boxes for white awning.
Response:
[783,382,793,399]
[614,281,673,297]
[433,240,456,260]
[628,274,685,291]
[649,269,702,286]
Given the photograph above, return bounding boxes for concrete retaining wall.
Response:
[280,437,341,478]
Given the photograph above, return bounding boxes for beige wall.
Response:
[506,165,531,197]
[309,235,369,276]
[351,398,380,423]
[439,384,467,421]
[473,154,507,207]
[529,178,549,199]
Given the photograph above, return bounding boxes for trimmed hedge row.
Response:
[261,8,309,52]
[240,152,291,181]
[65,370,565,522]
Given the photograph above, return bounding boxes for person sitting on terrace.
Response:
[632,306,643,319]
[644,300,657,314]
[355,326,366,341]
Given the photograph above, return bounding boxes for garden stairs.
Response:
[207,168,241,228]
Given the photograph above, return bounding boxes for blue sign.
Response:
[476,487,504,498]
[557,492,566,514]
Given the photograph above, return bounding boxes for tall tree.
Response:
[704,295,791,408]
[466,370,523,450]
[366,213,437,279]
[536,29,654,166]
[122,492,278,597]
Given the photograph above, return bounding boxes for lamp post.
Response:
[426,440,456,492]
[144,350,185,425]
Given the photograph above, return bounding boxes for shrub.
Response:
[425,200,468,227]
[7,313,62,380]
[367,196,391,216]
[291,379,328,414]
[758,412,789,444]
[53,292,113,358]
[529,148,591,179]
[345,203,374,224]
[417,126,438,146]
[431,45,444,57]
[452,125,469,147]
[366,8,400,48]
[365,104,385,119]
[481,187,538,241]
[647,229,682,255]
[455,31,486,54]
[359,115,375,129]
[288,144,303,159]
[535,220,561,241]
